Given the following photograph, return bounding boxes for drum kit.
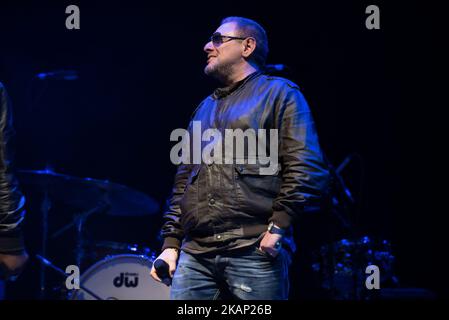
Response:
[311,236,398,300]
[16,168,170,300]
[307,154,399,300]
[12,153,398,300]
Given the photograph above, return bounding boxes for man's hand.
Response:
[259,232,283,257]
[0,251,29,280]
[150,248,179,282]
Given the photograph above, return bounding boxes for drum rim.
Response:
[84,240,153,252]
[70,254,154,300]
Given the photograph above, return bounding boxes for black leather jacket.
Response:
[161,72,329,253]
[0,82,26,253]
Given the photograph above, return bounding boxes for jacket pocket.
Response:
[234,163,282,218]
[235,163,281,195]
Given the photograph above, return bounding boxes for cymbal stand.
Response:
[51,202,110,272]
[36,255,103,300]
[39,189,51,300]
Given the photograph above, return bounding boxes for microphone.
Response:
[36,70,78,80]
[153,259,172,286]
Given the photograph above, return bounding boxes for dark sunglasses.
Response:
[209,32,247,47]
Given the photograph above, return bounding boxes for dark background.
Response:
[0,0,446,299]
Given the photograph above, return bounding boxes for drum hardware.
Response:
[326,153,358,232]
[39,187,50,299]
[16,168,160,299]
[82,240,156,265]
[51,201,111,272]
[35,254,102,300]
[312,235,398,300]
[316,154,398,299]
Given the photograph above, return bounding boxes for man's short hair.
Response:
[221,16,269,68]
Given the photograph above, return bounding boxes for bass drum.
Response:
[71,254,170,300]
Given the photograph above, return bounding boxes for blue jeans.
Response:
[170,244,292,300]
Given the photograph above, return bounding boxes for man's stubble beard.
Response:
[204,59,234,84]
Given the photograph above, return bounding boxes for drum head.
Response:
[71,254,170,300]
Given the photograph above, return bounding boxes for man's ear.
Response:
[242,37,257,58]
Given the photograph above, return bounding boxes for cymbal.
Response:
[17,169,159,216]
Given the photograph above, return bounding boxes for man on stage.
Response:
[151,17,329,300]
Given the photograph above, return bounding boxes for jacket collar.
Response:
[212,71,262,100]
